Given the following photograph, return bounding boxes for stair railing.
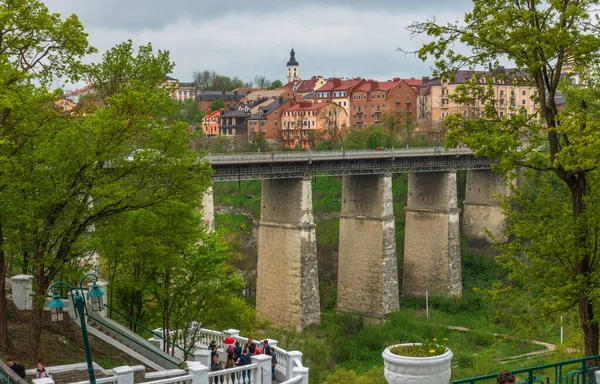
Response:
[103,303,193,358]
[85,312,181,368]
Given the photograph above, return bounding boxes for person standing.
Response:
[246,337,256,354]
[36,363,50,378]
[270,347,277,380]
[210,354,223,384]
[262,339,270,355]
[6,359,26,379]
[236,347,252,384]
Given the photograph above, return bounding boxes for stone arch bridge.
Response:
[204,148,506,331]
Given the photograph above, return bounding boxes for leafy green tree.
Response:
[3,40,211,357]
[269,80,283,90]
[210,99,226,111]
[409,0,600,355]
[0,0,95,350]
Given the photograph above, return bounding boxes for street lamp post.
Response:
[48,273,105,384]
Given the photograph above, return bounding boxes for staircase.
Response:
[83,312,182,371]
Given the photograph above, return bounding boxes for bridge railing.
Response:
[207,147,474,163]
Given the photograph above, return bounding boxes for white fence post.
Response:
[194,347,211,368]
[188,362,209,384]
[32,378,54,384]
[286,351,303,381]
[113,366,134,384]
[251,354,272,384]
[11,274,33,310]
[292,367,309,384]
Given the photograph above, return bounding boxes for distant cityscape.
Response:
[62,48,581,149]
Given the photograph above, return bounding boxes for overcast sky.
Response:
[45,1,474,86]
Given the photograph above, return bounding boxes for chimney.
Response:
[279,96,283,104]
[422,76,430,83]
[393,77,400,81]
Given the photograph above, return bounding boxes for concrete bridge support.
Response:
[463,169,508,243]
[403,171,462,298]
[256,177,320,331]
[337,174,399,317]
[201,186,215,231]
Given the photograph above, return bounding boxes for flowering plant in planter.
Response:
[389,338,449,357]
[382,339,453,384]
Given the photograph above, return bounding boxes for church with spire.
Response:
[286,48,299,83]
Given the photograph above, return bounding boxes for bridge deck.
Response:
[207,147,494,181]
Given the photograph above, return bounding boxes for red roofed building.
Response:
[201,108,225,137]
[64,84,95,104]
[349,78,418,129]
[314,78,366,124]
[282,76,326,96]
[281,101,348,148]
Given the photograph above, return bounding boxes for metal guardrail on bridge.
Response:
[206,147,495,181]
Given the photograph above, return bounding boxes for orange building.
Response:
[201,108,224,137]
[281,101,348,148]
[246,97,294,140]
[349,78,418,129]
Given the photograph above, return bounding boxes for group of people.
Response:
[208,338,276,383]
[7,359,50,379]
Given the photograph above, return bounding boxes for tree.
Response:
[0,0,95,350]
[318,104,348,150]
[254,75,272,89]
[210,99,226,111]
[408,0,600,355]
[269,80,283,90]
[4,40,212,357]
[192,70,247,91]
[381,111,416,146]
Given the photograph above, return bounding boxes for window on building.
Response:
[343,101,347,106]
[522,90,526,96]
[353,105,356,110]
[406,95,411,102]
[353,114,356,118]
[382,104,386,109]
[522,99,526,105]
[500,111,504,118]
[274,121,278,127]
[371,113,374,118]
[312,120,315,126]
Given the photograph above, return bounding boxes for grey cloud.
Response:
[46,1,472,86]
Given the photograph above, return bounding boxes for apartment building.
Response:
[246,97,294,141]
[417,70,539,126]
[281,101,348,148]
[314,78,366,122]
[349,78,418,129]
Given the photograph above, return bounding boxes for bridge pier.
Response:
[202,186,215,231]
[463,169,507,243]
[256,177,320,331]
[337,174,399,317]
[403,171,462,298]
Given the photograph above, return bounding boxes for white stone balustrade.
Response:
[11,274,33,310]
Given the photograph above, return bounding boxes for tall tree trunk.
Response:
[568,173,599,357]
[29,264,49,360]
[0,219,13,350]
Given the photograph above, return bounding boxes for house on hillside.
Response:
[281,101,348,148]
[349,78,418,129]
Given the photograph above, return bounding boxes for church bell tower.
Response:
[286,48,299,83]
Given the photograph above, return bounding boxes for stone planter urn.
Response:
[382,343,453,384]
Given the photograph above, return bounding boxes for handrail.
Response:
[104,303,193,356]
[85,313,181,367]
[452,354,600,384]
